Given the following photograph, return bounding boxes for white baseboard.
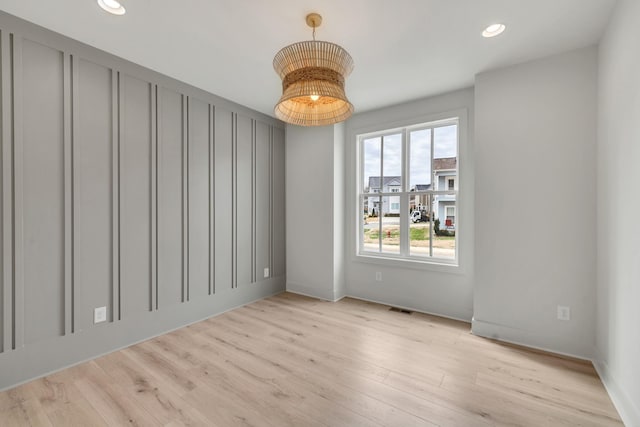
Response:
[346,294,471,323]
[593,359,640,427]
[285,282,341,302]
[471,317,593,361]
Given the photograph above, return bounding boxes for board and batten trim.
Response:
[182,94,189,301]
[150,84,158,311]
[0,9,285,390]
[232,113,237,289]
[209,104,215,295]
[113,70,121,322]
[67,52,77,335]
[251,119,256,284]
[10,33,23,351]
[0,29,13,353]
[269,125,274,278]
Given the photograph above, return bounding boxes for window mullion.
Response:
[399,129,408,256]
[379,138,383,253]
[430,129,435,257]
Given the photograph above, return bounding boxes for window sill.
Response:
[354,252,465,275]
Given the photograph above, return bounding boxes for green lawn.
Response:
[365,226,455,241]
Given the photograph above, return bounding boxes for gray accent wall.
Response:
[0,11,285,390]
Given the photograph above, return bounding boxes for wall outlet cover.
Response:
[375,272,382,281]
[94,306,107,324]
[264,267,269,278]
[557,305,571,321]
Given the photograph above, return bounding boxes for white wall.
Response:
[596,0,640,424]
[333,123,347,299]
[286,124,345,301]
[345,89,475,321]
[473,47,598,358]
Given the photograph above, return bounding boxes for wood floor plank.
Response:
[93,352,212,427]
[206,311,489,427]
[0,387,52,427]
[46,400,108,427]
[188,326,433,427]
[0,292,624,427]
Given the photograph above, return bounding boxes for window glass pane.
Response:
[382,134,402,192]
[362,196,380,252]
[409,194,432,257]
[434,125,457,192]
[363,137,381,193]
[433,195,456,259]
[434,125,457,159]
[409,129,431,191]
[380,196,400,254]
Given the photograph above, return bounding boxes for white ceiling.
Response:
[0,0,616,118]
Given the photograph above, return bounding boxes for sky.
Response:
[363,124,457,191]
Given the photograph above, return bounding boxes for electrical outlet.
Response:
[94,306,107,324]
[264,267,269,278]
[375,272,382,281]
[557,305,571,321]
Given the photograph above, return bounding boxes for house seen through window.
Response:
[359,118,458,262]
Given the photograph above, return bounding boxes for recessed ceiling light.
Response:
[97,0,126,15]
[482,23,506,38]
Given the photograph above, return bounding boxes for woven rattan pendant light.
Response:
[273,13,354,126]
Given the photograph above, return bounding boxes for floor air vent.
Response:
[389,307,413,314]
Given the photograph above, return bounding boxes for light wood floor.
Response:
[0,293,623,426]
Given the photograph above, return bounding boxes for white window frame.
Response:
[447,177,455,191]
[445,206,456,225]
[357,117,459,265]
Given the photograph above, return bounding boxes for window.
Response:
[445,206,456,226]
[359,118,458,263]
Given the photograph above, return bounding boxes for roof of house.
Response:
[412,184,432,191]
[434,157,457,171]
[368,176,402,189]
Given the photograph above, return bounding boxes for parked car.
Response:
[410,209,429,223]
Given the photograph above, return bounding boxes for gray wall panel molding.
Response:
[150,84,158,311]
[209,104,215,296]
[65,51,75,335]
[183,95,189,301]
[252,120,256,284]
[232,113,237,289]
[0,29,13,354]
[21,37,66,346]
[0,30,13,353]
[0,10,285,390]
[11,33,23,351]
[157,86,186,308]
[269,126,274,278]
[187,97,212,299]
[114,70,121,322]
[235,114,253,288]
[119,74,153,317]
[214,107,233,291]
[75,58,115,330]
[272,127,286,278]
[255,121,270,282]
